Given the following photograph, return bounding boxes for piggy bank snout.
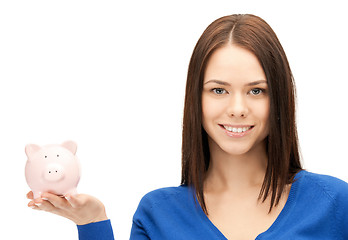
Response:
[43,163,65,182]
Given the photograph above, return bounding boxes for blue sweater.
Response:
[77,170,348,239]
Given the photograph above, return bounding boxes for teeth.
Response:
[223,126,252,133]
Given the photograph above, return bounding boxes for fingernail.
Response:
[65,196,71,201]
[30,206,35,209]
[35,203,42,207]
[42,197,48,201]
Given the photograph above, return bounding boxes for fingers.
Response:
[65,194,84,208]
[27,196,45,210]
[26,191,34,200]
[27,192,83,211]
[41,192,70,210]
[27,200,38,209]
[27,192,108,225]
[27,191,41,209]
[27,192,68,213]
[32,199,57,213]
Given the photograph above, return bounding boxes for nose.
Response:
[43,163,65,182]
[226,93,249,118]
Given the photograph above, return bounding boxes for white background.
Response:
[1,0,347,239]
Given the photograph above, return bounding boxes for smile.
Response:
[221,125,253,133]
[218,124,255,138]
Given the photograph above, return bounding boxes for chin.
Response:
[221,144,254,156]
[208,134,267,157]
[209,138,252,156]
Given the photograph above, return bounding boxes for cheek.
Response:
[201,96,209,121]
[252,98,270,118]
[202,96,215,132]
[202,96,222,125]
[253,100,270,133]
[201,101,209,130]
[261,105,270,123]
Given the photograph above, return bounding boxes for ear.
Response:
[61,141,77,155]
[25,144,41,158]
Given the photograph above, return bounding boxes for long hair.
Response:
[181,14,302,214]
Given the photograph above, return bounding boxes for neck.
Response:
[204,140,268,194]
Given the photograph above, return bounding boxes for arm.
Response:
[27,191,114,240]
[78,220,114,240]
[337,181,348,238]
[129,193,155,240]
[130,220,151,240]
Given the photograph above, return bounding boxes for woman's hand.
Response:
[26,191,108,225]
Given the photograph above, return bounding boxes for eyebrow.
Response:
[204,79,267,86]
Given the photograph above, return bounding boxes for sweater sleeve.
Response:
[129,220,151,240]
[129,193,153,240]
[77,219,115,240]
[336,179,348,238]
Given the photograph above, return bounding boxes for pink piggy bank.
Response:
[25,141,80,199]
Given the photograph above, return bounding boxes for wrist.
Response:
[92,211,108,223]
[75,210,108,225]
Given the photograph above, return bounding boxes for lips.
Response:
[219,124,254,133]
[217,124,254,138]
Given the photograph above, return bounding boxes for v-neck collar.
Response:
[193,170,305,240]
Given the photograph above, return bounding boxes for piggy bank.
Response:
[25,141,80,199]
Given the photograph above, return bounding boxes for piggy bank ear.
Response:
[25,144,41,157]
[61,141,77,155]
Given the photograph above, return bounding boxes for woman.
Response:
[27,14,348,239]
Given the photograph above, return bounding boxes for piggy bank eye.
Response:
[57,154,59,157]
[45,156,47,158]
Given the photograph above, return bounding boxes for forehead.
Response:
[204,44,266,84]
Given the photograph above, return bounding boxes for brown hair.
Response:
[181,14,303,214]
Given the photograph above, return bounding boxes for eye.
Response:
[250,88,265,95]
[57,154,59,157]
[212,88,227,95]
[45,156,47,158]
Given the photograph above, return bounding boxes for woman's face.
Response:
[202,44,270,156]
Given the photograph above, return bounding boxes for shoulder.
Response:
[142,185,190,200]
[138,185,191,206]
[299,170,348,202]
[297,171,348,224]
[291,171,348,237]
[134,185,193,216]
[132,185,194,230]
[131,186,205,238]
